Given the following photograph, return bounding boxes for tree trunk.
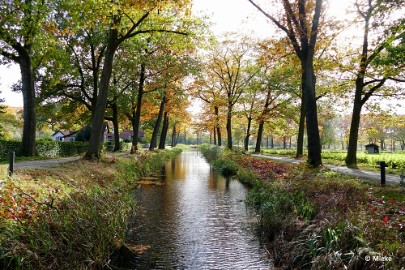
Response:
[255,121,264,153]
[346,96,363,167]
[213,127,217,145]
[226,108,233,149]
[171,124,177,147]
[214,106,222,146]
[176,131,180,146]
[296,93,306,158]
[85,27,118,159]
[20,54,36,156]
[111,102,120,151]
[244,117,252,151]
[131,62,146,153]
[159,112,169,149]
[271,136,274,148]
[150,94,166,151]
[302,60,322,167]
[283,136,287,149]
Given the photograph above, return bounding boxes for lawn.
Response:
[261,148,405,175]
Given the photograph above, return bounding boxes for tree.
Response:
[207,35,257,150]
[0,91,5,139]
[192,71,224,146]
[0,0,54,156]
[248,0,324,167]
[240,76,261,151]
[80,0,192,159]
[345,0,405,167]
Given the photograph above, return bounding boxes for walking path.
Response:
[251,154,403,184]
[12,152,127,169]
[14,156,81,169]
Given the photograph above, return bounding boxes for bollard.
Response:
[380,161,387,186]
[8,150,15,177]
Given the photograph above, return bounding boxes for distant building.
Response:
[52,126,145,143]
[365,143,379,154]
[51,130,77,142]
[119,129,145,142]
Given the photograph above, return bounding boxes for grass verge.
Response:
[0,148,181,270]
[261,148,405,175]
[201,145,405,269]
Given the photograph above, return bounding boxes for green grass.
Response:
[0,164,7,177]
[260,148,405,174]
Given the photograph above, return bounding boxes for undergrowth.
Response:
[201,145,405,269]
[0,148,181,270]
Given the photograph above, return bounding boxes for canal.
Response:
[114,151,272,269]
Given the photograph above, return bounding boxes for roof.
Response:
[365,143,379,147]
[52,130,76,137]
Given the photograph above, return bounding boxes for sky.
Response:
[0,0,398,112]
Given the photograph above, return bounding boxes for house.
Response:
[51,130,77,142]
[365,143,379,154]
[119,129,145,142]
[52,124,145,143]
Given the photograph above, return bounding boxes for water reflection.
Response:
[122,151,271,269]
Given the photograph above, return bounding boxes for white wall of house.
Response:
[52,132,65,142]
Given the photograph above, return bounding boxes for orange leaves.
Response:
[0,181,40,223]
[367,196,404,231]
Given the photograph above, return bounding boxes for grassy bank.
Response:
[200,144,404,269]
[0,148,181,270]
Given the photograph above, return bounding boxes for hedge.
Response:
[0,140,89,160]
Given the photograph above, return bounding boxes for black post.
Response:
[380,161,386,186]
[9,151,15,177]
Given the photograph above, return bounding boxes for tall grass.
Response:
[202,149,404,269]
[0,148,182,269]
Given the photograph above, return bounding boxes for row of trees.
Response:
[190,0,404,167]
[0,0,203,158]
[1,0,404,168]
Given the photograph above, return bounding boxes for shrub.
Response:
[199,144,223,164]
[213,158,239,176]
[237,168,258,187]
[0,140,88,160]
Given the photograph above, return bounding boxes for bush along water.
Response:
[200,145,405,269]
[0,148,182,270]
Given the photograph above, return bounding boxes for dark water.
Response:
[117,151,272,269]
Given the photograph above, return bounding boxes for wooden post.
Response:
[8,151,15,177]
[380,161,386,186]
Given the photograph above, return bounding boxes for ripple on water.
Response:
[121,151,272,270]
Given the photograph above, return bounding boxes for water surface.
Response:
[122,151,272,269]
